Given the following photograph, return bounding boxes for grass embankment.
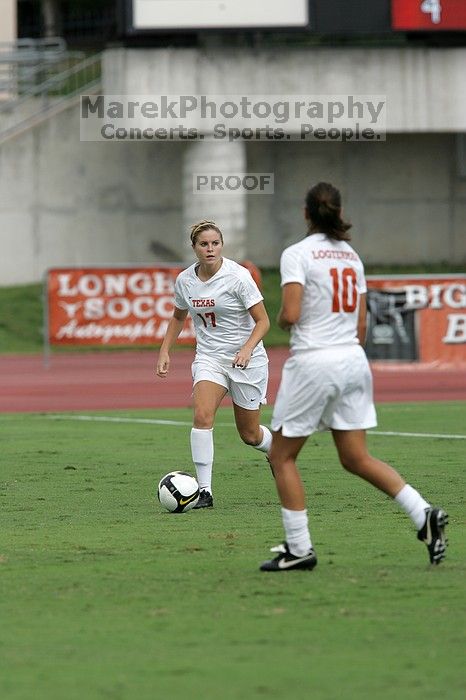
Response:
[0,272,289,353]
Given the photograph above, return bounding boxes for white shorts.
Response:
[192,357,268,411]
[271,345,377,437]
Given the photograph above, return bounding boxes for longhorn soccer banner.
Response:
[366,275,465,365]
[46,266,195,347]
[46,268,465,364]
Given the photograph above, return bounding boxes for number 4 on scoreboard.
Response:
[420,0,442,24]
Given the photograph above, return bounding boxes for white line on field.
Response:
[46,414,233,427]
[45,414,466,439]
[369,430,466,440]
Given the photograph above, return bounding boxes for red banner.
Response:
[366,275,466,365]
[47,269,465,363]
[392,0,466,30]
[47,266,195,346]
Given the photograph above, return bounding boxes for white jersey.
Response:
[280,233,366,352]
[174,257,268,367]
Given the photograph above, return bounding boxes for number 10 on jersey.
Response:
[330,267,358,313]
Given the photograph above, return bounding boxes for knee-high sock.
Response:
[394,484,431,530]
[281,507,313,557]
[190,428,214,494]
[254,425,272,454]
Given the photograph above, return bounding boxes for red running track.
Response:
[0,350,465,413]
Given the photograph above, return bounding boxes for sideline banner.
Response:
[46,268,465,364]
[366,275,465,365]
[46,266,195,347]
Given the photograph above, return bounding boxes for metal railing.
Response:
[0,38,102,144]
[0,38,76,95]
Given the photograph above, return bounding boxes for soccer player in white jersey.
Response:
[260,182,448,571]
[156,220,272,508]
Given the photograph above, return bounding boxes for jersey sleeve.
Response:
[357,260,367,294]
[280,246,306,286]
[173,274,188,310]
[236,271,264,310]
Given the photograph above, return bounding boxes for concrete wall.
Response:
[103,47,466,132]
[246,135,466,265]
[0,105,186,285]
[1,45,466,285]
[1,101,464,286]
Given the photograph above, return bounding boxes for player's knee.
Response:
[193,409,214,429]
[339,452,371,474]
[239,428,260,446]
[339,451,360,473]
[268,446,287,472]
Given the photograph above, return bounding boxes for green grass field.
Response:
[1,402,465,700]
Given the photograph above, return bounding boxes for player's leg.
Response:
[269,429,308,509]
[331,429,405,496]
[230,364,272,455]
[260,353,325,571]
[192,379,227,429]
[191,380,227,508]
[332,429,448,564]
[260,429,317,571]
[232,403,272,454]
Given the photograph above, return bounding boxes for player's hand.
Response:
[232,347,252,369]
[156,352,170,378]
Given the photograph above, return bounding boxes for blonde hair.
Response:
[190,220,224,246]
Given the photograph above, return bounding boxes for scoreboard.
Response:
[120,0,466,35]
[124,0,309,31]
[392,1,466,30]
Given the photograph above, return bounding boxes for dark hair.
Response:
[305,182,352,241]
[190,220,224,246]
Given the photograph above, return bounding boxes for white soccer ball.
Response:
[157,471,200,513]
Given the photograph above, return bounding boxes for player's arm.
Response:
[357,293,367,347]
[277,282,303,331]
[232,301,270,369]
[156,307,188,378]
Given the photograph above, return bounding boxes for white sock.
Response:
[190,428,214,494]
[281,507,313,556]
[394,484,431,530]
[254,425,273,454]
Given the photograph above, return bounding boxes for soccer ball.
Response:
[157,471,200,513]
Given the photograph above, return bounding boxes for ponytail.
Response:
[305,182,352,241]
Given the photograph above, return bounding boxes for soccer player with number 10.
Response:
[260,182,448,571]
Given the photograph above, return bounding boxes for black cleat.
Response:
[417,507,448,565]
[193,489,213,509]
[260,542,317,572]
